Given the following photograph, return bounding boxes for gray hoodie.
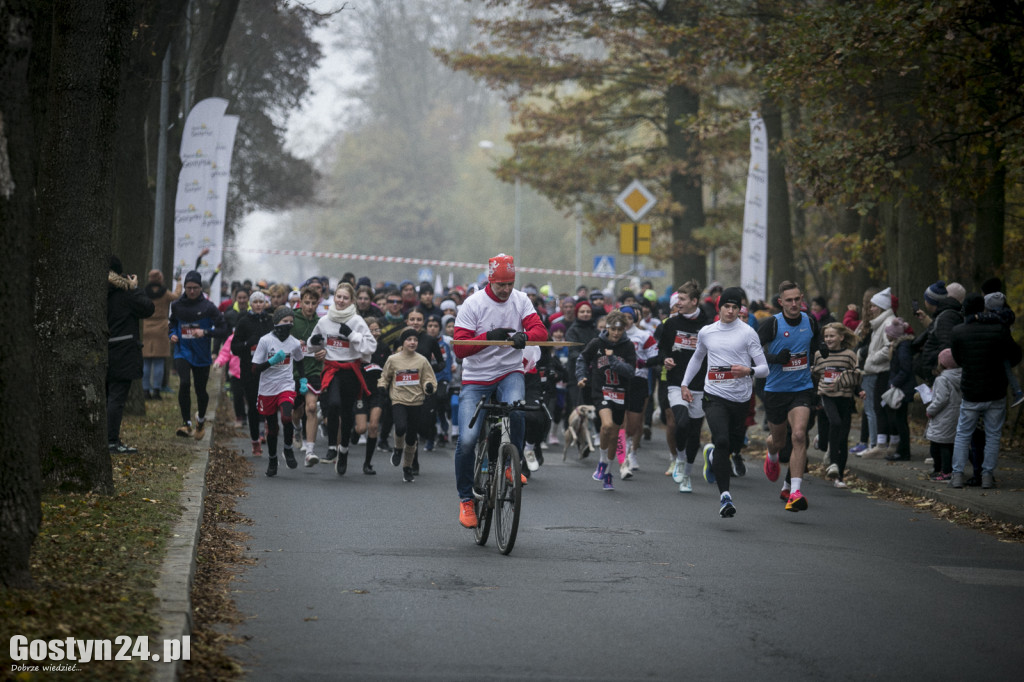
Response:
[924,367,962,443]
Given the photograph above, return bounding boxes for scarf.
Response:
[145,281,167,299]
[328,302,357,324]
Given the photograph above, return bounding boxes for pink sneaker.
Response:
[763,452,780,482]
[785,490,808,512]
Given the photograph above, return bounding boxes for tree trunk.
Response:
[972,142,1005,290]
[763,101,795,289]
[0,0,43,589]
[192,0,242,103]
[664,1,705,284]
[895,160,939,330]
[35,0,135,494]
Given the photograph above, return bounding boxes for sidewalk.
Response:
[815,436,1024,527]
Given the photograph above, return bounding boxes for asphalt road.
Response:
[228,435,1024,681]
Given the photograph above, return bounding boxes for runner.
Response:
[451,254,549,528]
[252,306,306,477]
[291,286,324,466]
[356,317,390,474]
[758,281,824,511]
[656,280,711,493]
[231,291,273,456]
[576,311,637,491]
[619,305,658,480]
[379,328,437,482]
[679,287,768,517]
[308,282,378,475]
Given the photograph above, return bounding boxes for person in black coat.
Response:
[107,255,155,453]
[231,291,274,453]
[911,281,963,384]
[949,293,1023,489]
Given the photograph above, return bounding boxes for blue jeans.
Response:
[861,374,878,444]
[143,357,165,392]
[951,399,1006,475]
[454,373,525,501]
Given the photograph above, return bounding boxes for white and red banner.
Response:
[173,98,237,286]
[740,112,768,303]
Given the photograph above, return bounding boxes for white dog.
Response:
[563,404,599,460]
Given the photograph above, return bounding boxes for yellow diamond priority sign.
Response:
[615,180,656,222]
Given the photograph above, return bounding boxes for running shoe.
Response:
[665,460,675,476]
[849,442,868,456]
[678,475,692,493]
[731,453,746,477]
[929,471,951,482]
[671,460,685,484]
[322,447,338,463]
[505,466,528,485]
[335,449,348,476]
[603,473,615,490]
[304,452,319,467]
[459,500,478,528]
[702,444,716,484]
[523,447,540,472]
[193,413,205,440]
[593,461,608,481]
[176,424,194,438]
[779,487,791,502]
[265,456,278,478]
[403,467,415,483]
[363,463,376,475]
[833,480,848,489]
[719,493,736,518]
[251,440,262,457]
[627,451,640,471]
[619,461,633,480]
[376,438,392,453]
[825,463,840,480]
[785,490,808,512]
[390,448,401,467]
[763,451,780,482]
[282,447,298,469]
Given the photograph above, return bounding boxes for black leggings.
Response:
[930,441,953,474]
[241,372,263,441]
[392,403,427,448]
[703,394,748,494]
[324,369,361,448]
[175,358,210,425]
[671,405,704,464]
[229,375,247,422]
[818,395,854,480]
[265,400,294,458]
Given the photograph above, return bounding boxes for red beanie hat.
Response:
[487,253,515,283]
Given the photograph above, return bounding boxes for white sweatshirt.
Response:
[681,319,768,403]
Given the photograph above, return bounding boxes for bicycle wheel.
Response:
[494,442,522,555]
[472,439,492,545]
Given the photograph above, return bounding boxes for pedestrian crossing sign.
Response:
[593,255,616,277]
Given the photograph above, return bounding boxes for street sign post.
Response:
[619,223,651,255]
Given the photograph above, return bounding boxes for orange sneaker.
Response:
[505,466,528,486]
[459,500,478,528]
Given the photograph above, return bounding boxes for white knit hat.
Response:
[870,287,892,310]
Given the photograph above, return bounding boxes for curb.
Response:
[150,372,222,682]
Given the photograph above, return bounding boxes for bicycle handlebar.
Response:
[467,399,545,430]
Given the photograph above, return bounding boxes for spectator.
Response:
[949,293,1023,489]
[911,280,962,384]
[107,256,155,453]
[141,268,180,400]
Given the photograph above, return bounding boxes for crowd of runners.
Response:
[138,254,1022,522]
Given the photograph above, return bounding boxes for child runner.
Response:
[356,317,390,474]
[575,311,637,491]
[811,322,863,487]
[252,306,306,477]
[291,286,324,467]
[379,328,437,482]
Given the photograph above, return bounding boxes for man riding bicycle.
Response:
[452,254,549,527]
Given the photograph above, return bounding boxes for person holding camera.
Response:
[107,256,155,453]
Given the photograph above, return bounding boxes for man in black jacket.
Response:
[107,256,155,453]
[949,293,1022,489]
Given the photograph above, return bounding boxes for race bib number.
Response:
[707,365,738,384]
[181,324,202,339]
[601,388,625,404]
[673,331,698,352]
[821,368,841,384]
[363,363,382,373]
[396,370,419,386]
[326,335,350,349]
[783,351,808,372]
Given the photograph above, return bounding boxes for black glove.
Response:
[424,383,435,395]
[511,331,527,349]
[310,333,324,346]
[337,322,352,337]
[817,341,830,359]
[771,348,791,365]
[486,327,515,341]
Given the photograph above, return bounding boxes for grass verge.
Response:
[1,385,195,681]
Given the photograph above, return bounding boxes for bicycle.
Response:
[468,399,543,555]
